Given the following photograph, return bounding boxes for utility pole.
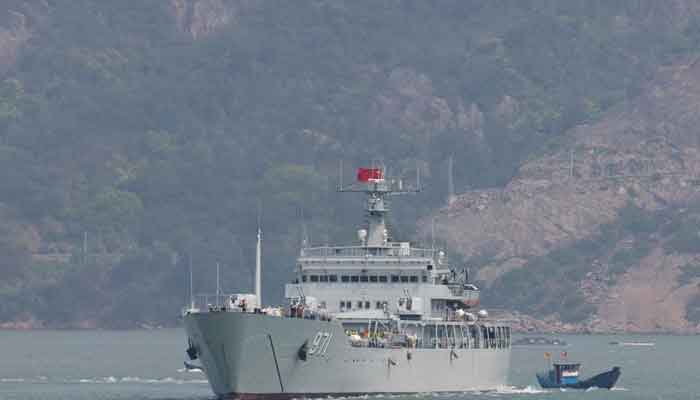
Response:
[83,231,88,265]
[569,149,575,179]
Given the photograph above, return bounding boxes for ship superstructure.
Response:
[183,166,511,399]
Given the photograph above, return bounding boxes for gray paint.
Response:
[185,312,510,396]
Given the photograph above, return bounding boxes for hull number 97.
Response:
[308,332,332,356]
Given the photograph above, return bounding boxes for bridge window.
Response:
[409,276,418,283]
[360,275,369,282]
[340,301,345,309]
[320,275,329,282]
[310,275,319,282]
[379,276,388,283]
[329,275,338,282]
[400,276,409,283]
[364,301,370,309]
[351,276,360,283]
[369,275,378,283]
[391,275,400,283]
[341,275,350,283]
[357,301,363,309]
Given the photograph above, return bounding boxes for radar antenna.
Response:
[337,163,421,247]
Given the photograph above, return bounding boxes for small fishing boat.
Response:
[536,353,621,389]
[512,336,567,346]
[609,341,655,347]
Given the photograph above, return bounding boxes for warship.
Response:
[183,167,511,399]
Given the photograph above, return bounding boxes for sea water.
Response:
[0,329,697,400]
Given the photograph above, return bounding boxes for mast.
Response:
[189,251,194,309]
[216,262,220,307]
[339,166,420,247]
[256,227,262,306]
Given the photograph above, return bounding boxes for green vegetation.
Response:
[485,229,613,321]
[1,1,700,326]
[665,218,700,254]
[486,203,662,321]
[487,200,700,322]
[686,293,700,324]
[676,263,700,287]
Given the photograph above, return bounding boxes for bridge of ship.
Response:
[286,243,478,317]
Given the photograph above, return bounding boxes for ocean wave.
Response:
[177,367,204,373]
[295,387,550,400]
[0,378,26,383]
[68,376,208,385]
[2,375,207,385]
[492,385,549,395]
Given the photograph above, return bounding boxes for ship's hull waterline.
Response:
[185,312,510,398]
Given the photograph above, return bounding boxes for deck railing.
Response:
[185,293,252,313]
[300,245,443,260]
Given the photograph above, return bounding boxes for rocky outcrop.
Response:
[371,67,487,149]
[0,10,31,75]
[593,248,700,333]
[430,59,700,332]
[170,0,237,40]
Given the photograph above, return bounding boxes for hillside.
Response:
[1,1,700,329]
[433,60,700,333]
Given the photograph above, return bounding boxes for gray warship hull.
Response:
[185,312,510,398]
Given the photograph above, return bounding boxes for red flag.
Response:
[357,168,383,182]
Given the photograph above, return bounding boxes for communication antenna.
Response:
[256,226,262,307]
[417,162,421,191]
[338,160,343,190]
[300,207,309,248]
[189,249,194,309]
[216,262,221,308]
[255,200,263,307]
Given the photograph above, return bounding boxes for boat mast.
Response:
[189,251,194,309]
[256,227,262,307]
[216,262,220,307]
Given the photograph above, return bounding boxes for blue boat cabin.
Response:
[554,362,581,385]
